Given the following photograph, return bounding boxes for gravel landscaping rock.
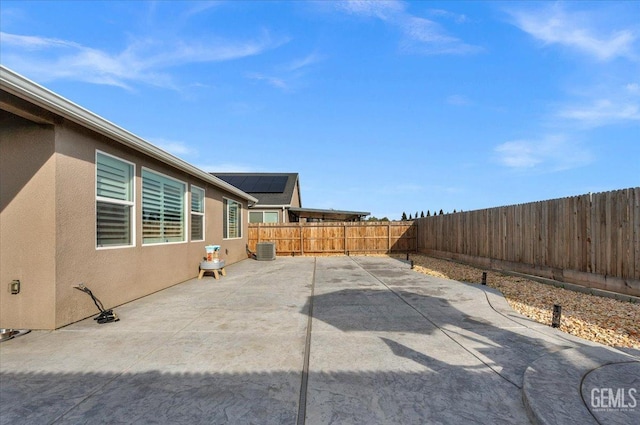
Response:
[397,254,640,349]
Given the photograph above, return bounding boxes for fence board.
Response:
[415,188,639,295]
[248,188,638,295]
[249,222,417,255]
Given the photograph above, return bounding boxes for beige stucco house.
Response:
[0,66,257,330]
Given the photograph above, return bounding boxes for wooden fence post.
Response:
[299,223,304,256]
[344,223,348,255]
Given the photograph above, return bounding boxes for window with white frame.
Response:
[223,198,242,239]
[96,152,134,248]
[249,211,279,223]
[142,169,186,244]
[191,185,205,241]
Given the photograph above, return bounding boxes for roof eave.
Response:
[0,66,257,204]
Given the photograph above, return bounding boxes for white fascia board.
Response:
[0,66,257,204]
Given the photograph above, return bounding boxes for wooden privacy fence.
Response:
[416,188,640,297]
[248,222,417,255]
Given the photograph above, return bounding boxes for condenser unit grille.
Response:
[256,242,276,261]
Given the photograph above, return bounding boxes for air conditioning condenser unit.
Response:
[256,242,276,261]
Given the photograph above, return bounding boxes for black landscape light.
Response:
[552,304,562,328]
[481,272,487,285]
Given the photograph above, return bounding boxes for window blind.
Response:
[224,199,241,239]
[142,170,185,244]
[191,186,205,241]
[96,153,133,247]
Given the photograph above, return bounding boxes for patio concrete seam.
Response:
[522,346,640,425]
[50,369,129,424]
[481,284,619,349]
[579,359,640,425]
[350,256,522,389]
[296,257,316,425]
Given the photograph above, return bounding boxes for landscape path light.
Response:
[552,304,562,328]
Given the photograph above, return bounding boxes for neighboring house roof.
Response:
[0,66,257,204]
[288,207,370,222]
[212,173,300,207]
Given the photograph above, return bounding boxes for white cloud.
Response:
[246,72,288,90]
[148,138,198,157]
[495,140,541,168]
[333,0,480,55]
[626,83,640,94]
[182,1,223,19]
[508,4,638,61]
[494,135,593,171]
[558,99,640,127]
[247,51,324,91]
[284,52,324,72]
[334,0,405,21]
[0,30,286,90]
[400,16,480,55]
[427,9,469,24]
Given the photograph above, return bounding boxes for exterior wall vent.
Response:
[256,242,276,261]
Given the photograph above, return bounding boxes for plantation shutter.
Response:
[96,153,133,247]
[142,170,185,244]
[224,199,241,238]
[228,202,238,237]
[191,186,205,241]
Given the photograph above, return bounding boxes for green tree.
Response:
[367,216,390,222]
[401,212,407,221]
[420,211,425,218]
[439,209,444,215]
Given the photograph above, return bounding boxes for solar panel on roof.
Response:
[215,174,290,193]
[268,176,288,192]
[253,180,273,192]
[235,176,258,192]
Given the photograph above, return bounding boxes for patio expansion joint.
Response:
[296,257,316,425]
[350,256,523,389]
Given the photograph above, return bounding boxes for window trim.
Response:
[141,167,187,246]
[95,150,135,250]
[190,184,205,242]
[248,210,279,224]
[223,197,243,240]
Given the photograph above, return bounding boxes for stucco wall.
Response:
[0,112,57,329]
[1,107,250,329]
[291,180,301,209]
[52,121,250,328]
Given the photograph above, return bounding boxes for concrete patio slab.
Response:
[1,255,638,424]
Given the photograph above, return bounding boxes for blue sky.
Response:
[1,1,638,220]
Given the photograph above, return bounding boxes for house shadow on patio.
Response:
[301,285,622,424]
